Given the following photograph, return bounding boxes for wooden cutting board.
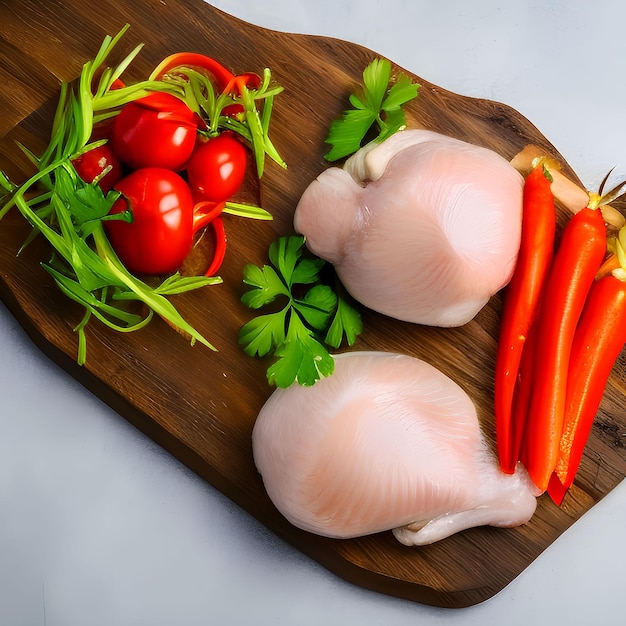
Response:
[1,0,625,608]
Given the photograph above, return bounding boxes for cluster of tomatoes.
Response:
[72,90,248,276]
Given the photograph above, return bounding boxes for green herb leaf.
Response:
[239,309,288,358]
[293,284,337,331]
[241,263,289,309]
[152,272,221,296]
[239,235,363,387]
[267,318,335,388]
[0,170,16,197]
[325,296,363,349]
[377,107,407,142]
[223,201,273,220]
[382,73,420,111]
[268,235,301,286]
[324,110,376,162]
[362,57,391,113]
[291,256,326,285]
[324,57,420,162]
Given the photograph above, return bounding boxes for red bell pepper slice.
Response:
[205,217,227,277]
[190,201,227,277]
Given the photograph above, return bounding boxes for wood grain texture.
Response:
[0,0,624,608]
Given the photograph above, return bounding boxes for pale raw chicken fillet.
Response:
[293,129,524,327]
[252,352,538,546]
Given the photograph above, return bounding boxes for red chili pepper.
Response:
[190,201,227,277]
[494,164,556,473]
[546,269,626,504]
[520,206,607,492]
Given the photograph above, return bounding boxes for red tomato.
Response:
[111,92,198,171]
[71,144,123,193]
[185,133,247,203]
[106,168,195,275]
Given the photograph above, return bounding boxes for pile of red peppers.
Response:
[495,159,626,504]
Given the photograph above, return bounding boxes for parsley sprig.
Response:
[238,236,362,387]
[324,57,420,162]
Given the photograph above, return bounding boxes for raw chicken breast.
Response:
[293,129,524,327]
[252,351,538,546]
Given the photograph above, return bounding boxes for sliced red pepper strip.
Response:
[192,200,225,233]
[150,52,235,91]
[546,271,626,504]
[221,73,262,117]
[205,217,227,277]
[520,206,607,492]
[494,164,556,473]
[190,201,227,276]
[223,72,262,94]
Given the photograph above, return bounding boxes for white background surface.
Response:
[1,1,625,624]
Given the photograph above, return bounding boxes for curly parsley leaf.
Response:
[239,235,362,387]
[324,57,420,162]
